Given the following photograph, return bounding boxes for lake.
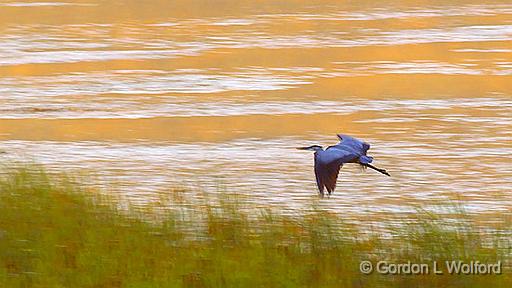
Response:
[0,0,511,226]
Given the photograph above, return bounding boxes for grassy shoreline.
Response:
[0,165,510,287]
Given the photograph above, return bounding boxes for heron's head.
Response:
[296,145,323,152]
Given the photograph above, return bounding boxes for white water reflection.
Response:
[1,20,511,66]
[1,95,510,119]
[0,2,95,7]
[1,134,510,218]
[269,4,512,21]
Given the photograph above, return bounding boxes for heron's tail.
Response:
[359,155,373,164]
[358,155,373,172]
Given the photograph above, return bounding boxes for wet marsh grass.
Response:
[0,165,510,287]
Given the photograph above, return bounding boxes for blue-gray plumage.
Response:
[297,134,390,196]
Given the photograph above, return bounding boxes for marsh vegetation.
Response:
[0,165,510,287]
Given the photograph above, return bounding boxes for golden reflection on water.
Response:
[0,0,511,226]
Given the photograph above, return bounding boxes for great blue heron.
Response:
[297,134,390,196]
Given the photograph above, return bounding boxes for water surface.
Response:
[1,0,511,226]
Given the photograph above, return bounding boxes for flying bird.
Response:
[297,134,390,196]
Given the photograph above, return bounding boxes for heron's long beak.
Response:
[296,147,310,150]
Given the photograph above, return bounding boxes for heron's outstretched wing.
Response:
[314,162,325,195]
[336,134,370,155]
[314,160,342,195]
[314,148,358,195]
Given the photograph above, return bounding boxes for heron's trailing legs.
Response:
[362,163,390,177]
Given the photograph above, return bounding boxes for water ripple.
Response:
[1,21,511,65]
[1,136,510,219]
[1,2,95,7]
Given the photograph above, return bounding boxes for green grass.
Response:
[0,165,510,287]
